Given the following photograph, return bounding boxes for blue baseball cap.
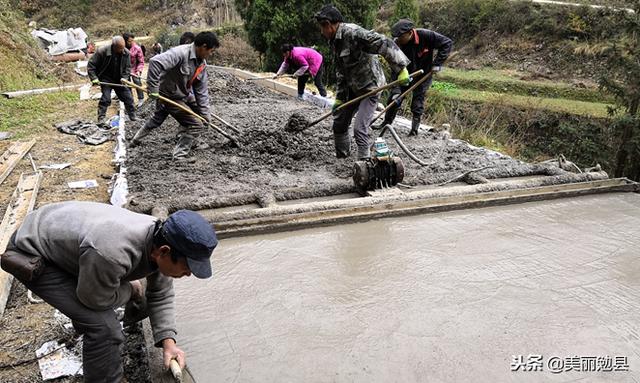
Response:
[162,210,217,278]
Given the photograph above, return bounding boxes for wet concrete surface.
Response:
[124,68,540,213]
[174,193,640,382]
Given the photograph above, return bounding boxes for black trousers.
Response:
[383,75,433,124]
[298,64,327,97]
[99,83,135,117]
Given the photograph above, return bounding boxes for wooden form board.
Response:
[0,140,36,186]
[0,171,43,316]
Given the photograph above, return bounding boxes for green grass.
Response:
[437,68,612,103]
[0,91,81,138]
[432,86,614,118]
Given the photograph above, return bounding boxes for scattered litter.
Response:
[36,339,83,380]
[55,119,115,145]
[39,163,72,170]
[68,179,98,189]
[0,132,12,140]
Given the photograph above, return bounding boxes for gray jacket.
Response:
[331,23,410,101]
[87,44,131,83]
[146,43,210,118]
[13,201,176,346]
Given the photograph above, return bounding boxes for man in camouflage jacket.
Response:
[315,5,411,159]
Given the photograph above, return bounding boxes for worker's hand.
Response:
[162,338,186,369]
[149,92,160,99]
[332,99,343,114]
[390,93,402,107]
[432,65,443,73]
[91,79,99,86]
[398,67,411,86]
[129,280,145,303]
[272,74,279,79]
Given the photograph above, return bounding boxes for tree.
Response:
[389,0,419,27]
[234,0,382,72]
[597,1,640,179]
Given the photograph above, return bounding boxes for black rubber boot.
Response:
[409,116,421,136]
[97,106,108,125]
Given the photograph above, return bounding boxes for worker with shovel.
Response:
[1,201,218,383]
[274,43,327,99]
[315,5,411,160]
[88,35,137,124]
[131,31,220,161]
[376,19,453,136]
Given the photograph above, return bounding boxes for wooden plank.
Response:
[0,171,42,316]
[0,139,36,186]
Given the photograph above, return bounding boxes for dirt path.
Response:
[0,97,127,382]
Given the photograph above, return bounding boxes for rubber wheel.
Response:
[353,161,369,196]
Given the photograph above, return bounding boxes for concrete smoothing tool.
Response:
[353,137,405,195]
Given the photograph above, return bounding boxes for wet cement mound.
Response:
[284,112,310,133]
[125,67,539,212]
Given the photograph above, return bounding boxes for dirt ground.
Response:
[125,68,541,213]
[0,97,151,382]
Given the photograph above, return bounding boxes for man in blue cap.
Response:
[1,201,217,383]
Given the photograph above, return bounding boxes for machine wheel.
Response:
[393,157,405,184]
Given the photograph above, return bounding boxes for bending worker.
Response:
[274,44,327,99]
[131,31,220,161]
[378,19,453,136]
[1,201,218,382]
[88,35,137,124]
[314,5,411,160]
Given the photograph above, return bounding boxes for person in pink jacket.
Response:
[124,32,146,107]
[275,44,327,99]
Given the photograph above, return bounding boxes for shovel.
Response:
[128,76,241,134]
[369,69,435,131]
[298,69,424,131]
[122,79,241,147]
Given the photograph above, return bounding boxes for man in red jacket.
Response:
[124,32,146,108]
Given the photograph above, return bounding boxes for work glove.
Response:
[149,92,160,99]
[432,65,443,73]
[390,93,402,107]
[398,67,411,86]
[91,78,99,86]
[332,99,343,114]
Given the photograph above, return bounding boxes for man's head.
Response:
[193,31,220,59]
[281,43,294,59]
[151,210,218,279]
[112,35,126,54]
[391,19,415,45]
[122,32,135,49]
[179,31,195,45]
[315,5,343,40]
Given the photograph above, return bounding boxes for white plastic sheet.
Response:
[31,28,87,56]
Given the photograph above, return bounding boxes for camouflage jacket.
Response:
[330,23,409,101]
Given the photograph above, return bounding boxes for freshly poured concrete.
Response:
[175,193,640,382]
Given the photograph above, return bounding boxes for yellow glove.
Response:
[332,99,343,114]
[149,92,160,99]
[398,67,411,86]
[91,79,100,86]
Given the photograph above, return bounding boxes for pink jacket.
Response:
[277,47,323,77]
[129,43,145,75]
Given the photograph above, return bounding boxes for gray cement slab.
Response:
[174,193,640,382]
